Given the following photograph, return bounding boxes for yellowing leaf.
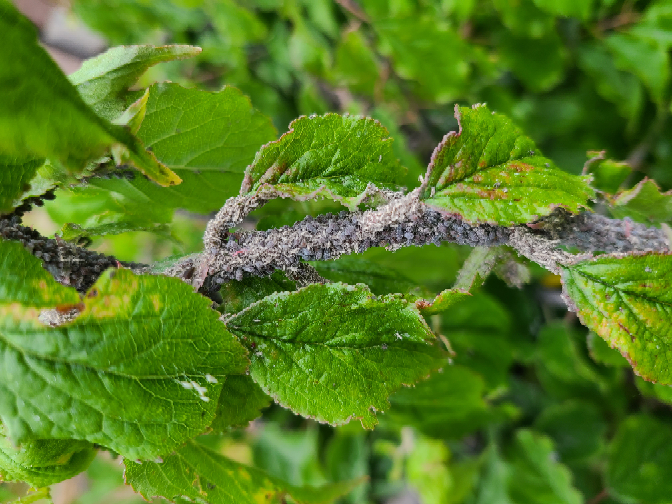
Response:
[561,252,672,384]
[421,105,594,225]
[0,240,248,460]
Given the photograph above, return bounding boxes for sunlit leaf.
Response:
[0,3,180,185]
[421,105,593,225]
[226,283,446,428]
[69,45,201,121]
[241,113,406,208]
[0,240,247,460]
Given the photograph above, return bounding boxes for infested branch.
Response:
[1,190,669,296]
[165,190,670,292]
[0,214,145,293]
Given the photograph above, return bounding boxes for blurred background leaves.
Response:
[6,0,672,503]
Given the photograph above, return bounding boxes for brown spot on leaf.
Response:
[508,161,534,173]
[415,299,432,310]
[86,288,99,299]
[55,302,84,313]
[618,322,635,342]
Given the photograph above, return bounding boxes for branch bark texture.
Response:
[1,190,669,294]
[165,190,670,290]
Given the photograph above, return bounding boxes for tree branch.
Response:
[2,190,669,297]
[0,215,145,292]
[165,190,670,291]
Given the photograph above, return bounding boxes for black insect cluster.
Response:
[0,191,142,292]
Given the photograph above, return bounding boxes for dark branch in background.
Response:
[1,188,669,296]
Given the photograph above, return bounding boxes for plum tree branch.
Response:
[165,190,670,291]
[1,190,668,294]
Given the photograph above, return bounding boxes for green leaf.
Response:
[219,271,297,317]
[405,436,453,504]
[209,375,271,431]
[124,439,364,504]
[94,82,277,215]
[241,113,406,208]
[57,221,172,244]
[498,31,566,92]
[561,252,672,385]
[324,430,369,504]
[373,17,472,103]
[531,0,593,20]
[0,3,180,186]
[0,423,96,488]
[226,283,446,428]
[507,430,583,504]
[493,0,554,38]
[139,83,276,175]
[533,401,606,463]
[605,32,670,104]
[439,293,518,389]
[253,424,325,487]
[45,182,174,238]
[420,105,594,225]
[586,332,629,368]
[584,156,632,194]
[535,322,612,400]
[610,178,672,225]
[310,257,421,296]
[416,288,471,315]
[635,376,672,405]
[472,446,513,504]
[0,240,248,460]
[113,87,149,134]
[578,43,644,124]
[0,155,45,215]
[69,45,202,122]
[606,415,672,504]
[629,3,672,49]
[385,365,512,439]
[330,29,380,97]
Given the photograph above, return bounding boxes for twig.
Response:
[0,215,145,293]
[587,488,609,504]
[335,0,370,23]
[165,190,669,292]
[2,191,669,297]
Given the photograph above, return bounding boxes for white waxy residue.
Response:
[177,379,210,402]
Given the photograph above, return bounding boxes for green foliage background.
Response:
[3,0,672,503]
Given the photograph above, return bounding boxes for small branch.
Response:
[166,191,670,293]
[335,0,370,23]
[0,215,145,293]
[587,488,609,504]
[167,190,510,289]
[2,190,669,298]
[531,210,670,254]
